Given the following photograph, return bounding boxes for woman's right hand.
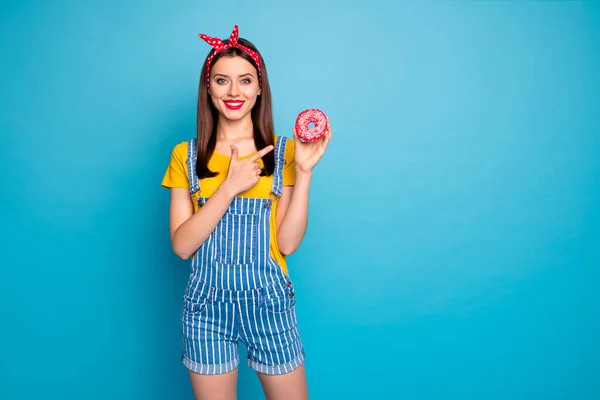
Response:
[224,144,274,196]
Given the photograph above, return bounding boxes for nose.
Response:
[227,81,239,97]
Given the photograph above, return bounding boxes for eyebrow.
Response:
[213,73,255,78]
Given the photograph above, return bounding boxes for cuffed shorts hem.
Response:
[182,355,239,375]
[247,349,306,376]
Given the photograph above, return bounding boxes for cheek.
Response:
[209,83,226,96]
[208,92,218,107]
[208,87,226,105]
[243,87,261,100]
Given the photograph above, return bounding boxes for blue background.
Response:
[1,0,598,399]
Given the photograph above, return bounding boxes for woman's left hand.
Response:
[293,115,332,174]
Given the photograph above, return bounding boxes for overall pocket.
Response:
[182,294,209,314]
[262,281,296,315]
[182,281,213,315]
[213,212,258,265]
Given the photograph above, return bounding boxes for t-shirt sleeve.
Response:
[282,137,296,187]
[161,142,190,189]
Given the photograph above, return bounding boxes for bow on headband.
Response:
[199,25,262,86]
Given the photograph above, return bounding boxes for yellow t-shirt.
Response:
[161,136,296,274]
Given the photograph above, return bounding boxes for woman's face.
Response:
[208,55,261,122]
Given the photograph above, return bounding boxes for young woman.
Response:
[161,25,331,400]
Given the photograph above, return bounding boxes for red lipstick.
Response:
[224,100,245,110]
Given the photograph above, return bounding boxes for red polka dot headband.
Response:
[198,25,262,86]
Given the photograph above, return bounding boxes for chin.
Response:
[222,110,248,121]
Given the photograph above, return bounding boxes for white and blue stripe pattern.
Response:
[181,136,305,375]
[186,138,200,194]
[271,136,287,198]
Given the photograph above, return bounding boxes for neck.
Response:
[217,114,254,141]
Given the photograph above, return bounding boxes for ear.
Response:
[257,87,262,96]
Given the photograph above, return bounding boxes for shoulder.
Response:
[171,140,193,160]
[161,140,194,189]
[165,139,194,172]
[175,139,194,153]
[274,135,295,158]
[276,135,296,184]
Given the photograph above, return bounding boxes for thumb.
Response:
[229,145,239,164]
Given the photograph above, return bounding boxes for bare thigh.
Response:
[257,363,308,400]
[188,368,238,400]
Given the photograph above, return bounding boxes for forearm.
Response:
[172,182,236,259]
[277,169,312,255]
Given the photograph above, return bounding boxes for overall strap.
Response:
[271,136,288,198]
[186,138,201,195]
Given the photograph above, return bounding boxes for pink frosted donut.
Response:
[295,109,327,142]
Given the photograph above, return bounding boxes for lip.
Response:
[223,100,245,110]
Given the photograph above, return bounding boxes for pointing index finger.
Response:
[249,145,274,162]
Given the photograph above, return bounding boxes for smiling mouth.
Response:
[224,100,245,110]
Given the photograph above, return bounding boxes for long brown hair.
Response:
[195,38,275,180]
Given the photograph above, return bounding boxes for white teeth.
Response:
[226,102,243,106]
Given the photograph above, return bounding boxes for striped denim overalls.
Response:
[181,136,305,376]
